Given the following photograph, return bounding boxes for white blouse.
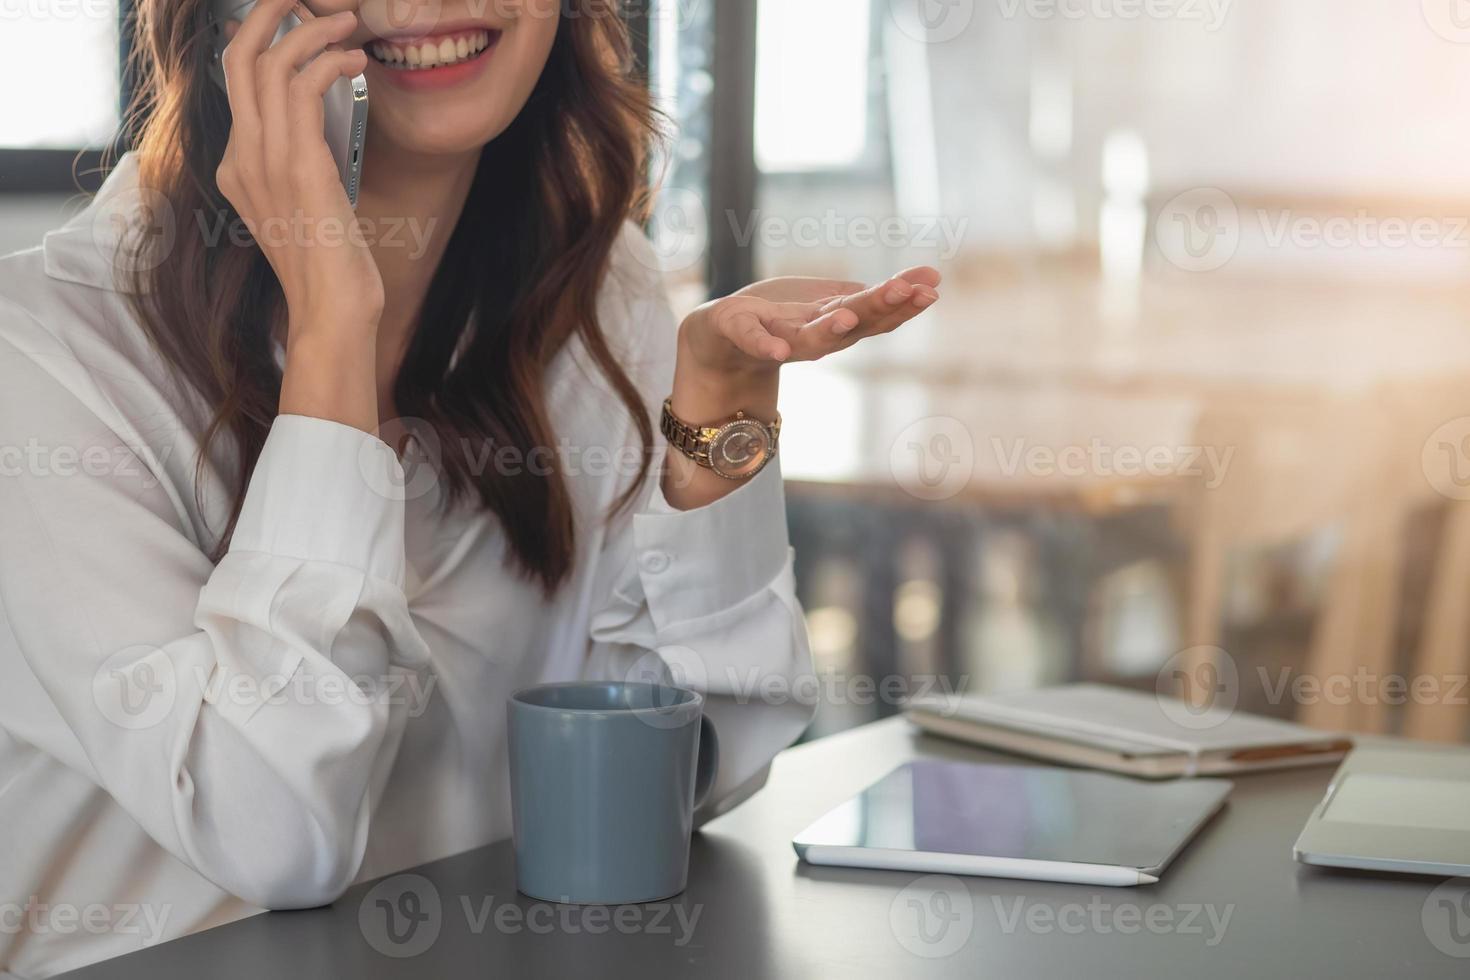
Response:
[0,156,814,979]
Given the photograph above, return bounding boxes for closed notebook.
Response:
[907,683,1352,778]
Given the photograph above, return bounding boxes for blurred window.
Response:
[755,0,871,173]
[0,2,121,149]
[752,0,905,284]
[646,0,717,310]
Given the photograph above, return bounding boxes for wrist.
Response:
[662,364,781,508]
[279,328,380,435]
[671,353,779,425]
[289,303,381,341]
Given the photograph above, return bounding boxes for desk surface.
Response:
[62,718,1470,979]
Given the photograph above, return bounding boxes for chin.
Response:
[367,101,515,159]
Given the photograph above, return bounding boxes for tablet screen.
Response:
[793,759,1231,872]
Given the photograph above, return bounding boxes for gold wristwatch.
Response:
[661,399,782,480]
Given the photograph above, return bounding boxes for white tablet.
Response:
[1294,747,1470,876]
[792,759,1231,885]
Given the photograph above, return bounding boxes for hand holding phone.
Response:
[211,0,384,336]
[210,0,368,207]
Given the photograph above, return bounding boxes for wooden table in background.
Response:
[778,268,1470,741]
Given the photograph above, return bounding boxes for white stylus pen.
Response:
[796,846,1162,887]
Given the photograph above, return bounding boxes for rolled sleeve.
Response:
[587,454,812,818]
[229,415,408,586]
[631,458,790,631]
[0,335,426,908]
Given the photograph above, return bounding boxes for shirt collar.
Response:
[41,155,293,366]
[41,153,154,294]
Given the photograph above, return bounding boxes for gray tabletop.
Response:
[61,718,1470,978]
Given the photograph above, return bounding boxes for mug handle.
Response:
[692,715,720,812]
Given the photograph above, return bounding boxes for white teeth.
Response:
[369,30,492,71]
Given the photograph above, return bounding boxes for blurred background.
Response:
[5,0,1470,744]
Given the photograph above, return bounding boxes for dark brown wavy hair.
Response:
[120,1,658,592]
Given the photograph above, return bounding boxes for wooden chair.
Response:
[1395,377,1470,742]
[1169,394,1395,730]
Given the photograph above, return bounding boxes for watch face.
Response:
[709,419,773,479]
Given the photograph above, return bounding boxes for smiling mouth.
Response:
[367,29,500,71]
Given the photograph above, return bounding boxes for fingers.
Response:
[218,0,297,200]
[288,49,369,187]
[260,9,358,81]
[219,0,297,130]
[217,2,362,214]
[720,298,863,361]
[818,278,868,297]
[290,47,370,123]
[719,307,789,363]
[258,12,358,187]
[709,269,943,369]
[896,265,942,289]
[231,0,298,51]
[864,280,940,337]
[749,301,851,345]
[734,276,866,304]
[821,275,938,324]
[791,272,941,360]
[798,304,862,339]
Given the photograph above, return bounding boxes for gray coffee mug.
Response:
[508,681,718,905]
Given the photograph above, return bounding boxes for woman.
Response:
[0,1,940,974]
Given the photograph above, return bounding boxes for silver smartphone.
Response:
[207,1,368,208]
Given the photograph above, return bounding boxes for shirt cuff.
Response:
[631,458,791,630]
[229,415,408,585]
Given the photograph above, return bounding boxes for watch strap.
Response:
[660,399,781,475]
